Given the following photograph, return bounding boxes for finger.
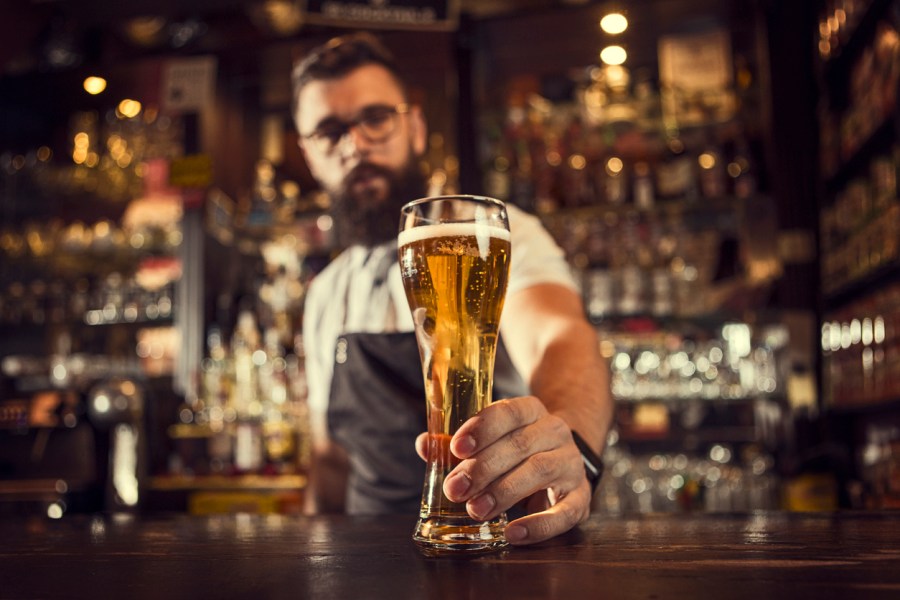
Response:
[504,485,592,546]
[414,432,428,461]
[463,445,583,521]
[443,420,562,503]
[451,397,547,459]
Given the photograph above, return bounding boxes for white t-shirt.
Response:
[301,203,575,443]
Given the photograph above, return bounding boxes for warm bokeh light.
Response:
[83,76,107,95]
[698,152,717,169]
[568,154,587,170]
[73,132,89,164]
[316,214,333,232]
[117,99,142,119]
[600,45,627,65]
[600,13,628,35]
[605,64,629,89]
[606,156,624,175]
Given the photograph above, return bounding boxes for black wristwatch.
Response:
[571,430,604,494]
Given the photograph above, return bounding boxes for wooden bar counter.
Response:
[2,511,899,599]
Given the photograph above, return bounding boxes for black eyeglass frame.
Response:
[300,102,410,155]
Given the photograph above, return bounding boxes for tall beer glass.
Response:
[398,195,511,553]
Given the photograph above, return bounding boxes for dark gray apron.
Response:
[327,331,528,515]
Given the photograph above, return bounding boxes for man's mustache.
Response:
[344,162,392,188]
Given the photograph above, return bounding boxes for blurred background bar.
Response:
[0,0,898,519]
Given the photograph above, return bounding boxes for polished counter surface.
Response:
[2,511,900,599]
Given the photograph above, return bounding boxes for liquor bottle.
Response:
[656,135,697,204]
[649,220,675,316]
[729,138,758,200]
[231,310,264,473]
[698,136,727,200]
[260,328,296,469]
[604,156,628,206]
[584,219,615,320]
[246,160,278,228]
[617,215,649,315]
[204,326,233,473]
[633,161,655,211]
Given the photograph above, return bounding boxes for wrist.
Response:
[571,430,604,494]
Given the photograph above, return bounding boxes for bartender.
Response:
[293,32,613,546]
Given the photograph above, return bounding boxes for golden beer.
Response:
[398,196,511,553]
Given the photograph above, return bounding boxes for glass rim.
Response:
[400,194,506,214]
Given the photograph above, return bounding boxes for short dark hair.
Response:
[291,32,407,130]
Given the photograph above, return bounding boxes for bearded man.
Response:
[294,32,613,546]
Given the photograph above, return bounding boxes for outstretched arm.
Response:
[500,282,612,455]
[418,282,613,545]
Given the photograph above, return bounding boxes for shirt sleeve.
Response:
[506,203,578,295]
[302,261,342,446]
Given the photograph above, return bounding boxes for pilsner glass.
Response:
[398,195,511,553]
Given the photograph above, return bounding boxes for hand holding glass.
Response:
[398,195,511,553]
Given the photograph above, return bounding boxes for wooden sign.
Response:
[302,0,458,31]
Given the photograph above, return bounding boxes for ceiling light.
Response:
[600,45,627,65]
[600,13,628,35]
[117,99,142,119]
[247,0,305,36]
[83,76,107,95]
[123,17,168,47]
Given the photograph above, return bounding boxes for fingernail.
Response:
[468,493,495,520]
[454,435,477,457]
[505,524,527,543]
[444,472,471,500]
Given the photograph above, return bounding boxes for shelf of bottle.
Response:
[1,354,150,390]
[617,426,762,447]
[0,247,179,276]
[0,478,92,498]
[590,312,757,333]
[614,394,785,406]
[612,397,783,452]
[0,314,174,333]
[826,395,900,416]
[540,194,750,221]
[148,473,306,492]
[823,112,899,191]
[821,0,897,93]
[823,258,900,309]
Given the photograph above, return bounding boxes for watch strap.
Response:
[571,430,604,494]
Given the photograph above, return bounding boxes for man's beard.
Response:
[330,157,428,248]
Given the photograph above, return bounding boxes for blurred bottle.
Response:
[656,135,697,204]
[729,137,758,199]
[246,159,278,228]
[604,156,628,206]
[633,161,655,211]
[584,219,615,320]
[697,135,727,200]
[203,326,233,473]
[261,328,296,469]
[231,310,263,473]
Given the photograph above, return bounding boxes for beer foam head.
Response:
[398,222,510,247]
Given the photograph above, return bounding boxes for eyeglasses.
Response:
[301,103,409,155]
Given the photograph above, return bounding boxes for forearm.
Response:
[527,319,613,455]
[501,283,614,455]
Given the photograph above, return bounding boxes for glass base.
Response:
[413,513,508,554]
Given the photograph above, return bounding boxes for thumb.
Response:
[415,432,428,461]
